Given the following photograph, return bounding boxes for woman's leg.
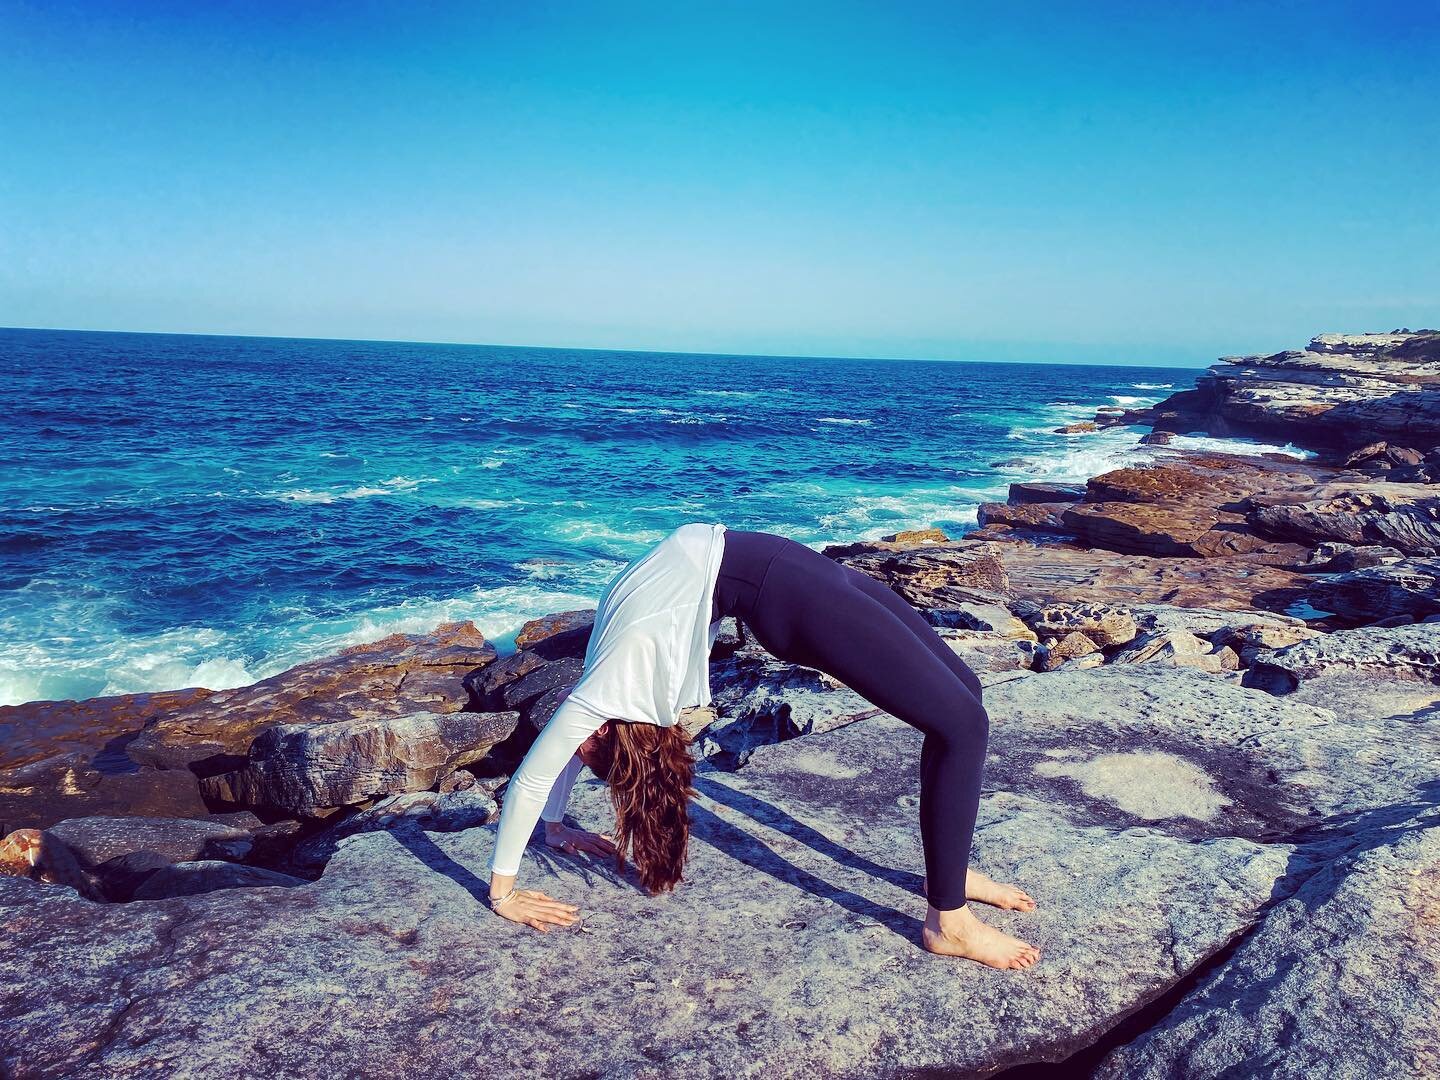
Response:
[839,564,985,705]
[743,544,987,910]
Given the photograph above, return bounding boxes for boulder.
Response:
[923,593,1037,640]
[1109,629,1238,673]
[1304,558,1440,622]
[0,752,208,833]
[1035,631,1100,672]
[45,816,252,868]
[976,501,1075,535]
[512,608,595,660]
[0,829,102,899]
[1245,624,1440,693]
[1011,601,1139,648]
[200,710,519,815]
[128,621,498,772]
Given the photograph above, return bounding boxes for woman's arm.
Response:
[486,694,602,930]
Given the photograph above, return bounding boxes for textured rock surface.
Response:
[1305,558,1440,622]
[1250,481,1440,556]
[1148,331,1440,451]
[1097,800,1440,1079]
[0,752,208,833]
[1246,623,1440,692]
[128,621,498,772]
[45,815,252,867]
[0,706,1294,1079]
[0,687,214,770]
[130,860,306,900]
[200,710,519,814]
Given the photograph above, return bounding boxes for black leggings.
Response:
[712,529,988,910]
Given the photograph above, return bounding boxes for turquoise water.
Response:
[0,328,1244,706]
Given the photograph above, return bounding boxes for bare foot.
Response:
[922,903,1040,970]
[921,872,1038,911]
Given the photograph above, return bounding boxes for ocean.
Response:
[1,328,1305,707]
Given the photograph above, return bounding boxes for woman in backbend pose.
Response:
[486,523,1040,970]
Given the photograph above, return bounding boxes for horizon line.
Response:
[0,323,1212,371]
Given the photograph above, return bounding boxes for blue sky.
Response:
[2,1,1437,366]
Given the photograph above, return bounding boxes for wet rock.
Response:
[128,621,498,772]
[1304,558,1440,623]
[1055,420,1099,433]
[1096,802,1440,1080]
[45,816,252,868]
[0,752,208,833]
[200,710,519,815]
[130,861,305,900]
[1245,624,1440,693]
[0,687,214,771]
[1008,482,1086,504]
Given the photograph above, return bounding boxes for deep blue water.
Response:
[1,327,1233,706]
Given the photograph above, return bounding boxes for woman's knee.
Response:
[929,696,989,752]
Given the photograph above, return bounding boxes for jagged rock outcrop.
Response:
[1245,623,1440,693]
[1249,481,1440,556]
[1149,331,1440,452]
[128,621,499,772]
[1303,558,1440,623]
[45,815,252,867]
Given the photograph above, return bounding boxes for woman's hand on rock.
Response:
[493,888,581,932]
[544,822,618,859]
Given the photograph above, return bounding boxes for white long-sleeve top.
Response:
[488,522,728,877]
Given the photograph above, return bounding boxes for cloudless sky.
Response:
[2,1,1437,366]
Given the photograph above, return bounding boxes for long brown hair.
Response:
[596,720,697,895]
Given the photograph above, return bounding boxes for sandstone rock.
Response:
[199,710,519,815]
[1055,420,1099,433]
[976,500,1075,535]
[834,543,1012,603]
[1008,482,1086,505]
[1148,331,1440,452]
[1245,624,1440,693]
[1096,803,1440,1079]
[878,527,950,545]
[936,630,1040,675]
[1036,631,1100,672]
[1250,481,1440,556]
[128,621,498,772]
[130,861,305,901]
[45,816,252,868]
[0,753,208,833]
[1343,440,1425,470]
[1304,558,1440,622]
[1109,628,1235,672]
[924,593,1036,640]
[0,687,214,771]
[512,608,595,659]
[1301,541,1404,572]
[0,829,102,899]
[1012,601,1139,648]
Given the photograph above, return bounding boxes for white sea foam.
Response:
[816,416,873,426]
[1131,383,1173,390]
[695,389,758,398]
[1109,394,1150,406]
[1162,434,1313,459]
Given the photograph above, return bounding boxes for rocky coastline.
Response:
[2,331,1438,1078]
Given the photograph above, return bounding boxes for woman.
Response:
[486,523,1040,970]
